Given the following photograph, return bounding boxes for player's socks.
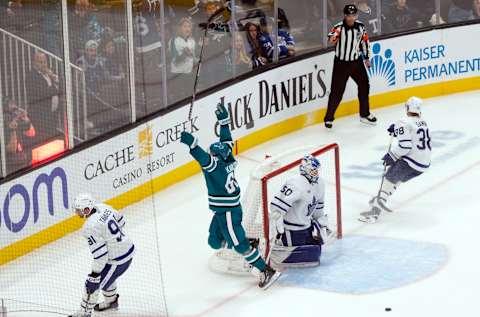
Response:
[244,247,266,272]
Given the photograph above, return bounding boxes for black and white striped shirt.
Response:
[328,20,371,62]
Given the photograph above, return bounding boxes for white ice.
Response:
[1,90,480,317]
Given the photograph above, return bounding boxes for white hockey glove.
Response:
[312,216,334,245]
[270,210,285,235]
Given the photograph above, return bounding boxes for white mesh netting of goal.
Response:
[208,144,342,275]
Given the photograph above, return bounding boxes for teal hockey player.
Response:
[180,103,281,289]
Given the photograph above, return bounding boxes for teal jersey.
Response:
[189,124,241,213]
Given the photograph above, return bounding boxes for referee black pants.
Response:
[324,58,371,122]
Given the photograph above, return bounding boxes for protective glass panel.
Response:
[133,0,167,118]
[234,0,275,76]
[0,1,67,176]
[380,0,437,34]
[442,0,478,23]
[166,0,234,105]
[277,0,326,55]
[68,0,131,144]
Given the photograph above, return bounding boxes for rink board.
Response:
[0,23,479,264]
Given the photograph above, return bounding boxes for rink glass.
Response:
[0,0,474,177]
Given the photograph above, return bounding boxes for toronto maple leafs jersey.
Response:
[389,116,432,173]
[189,124,241,213]
[270,174,327,231]
[82,203,135,273]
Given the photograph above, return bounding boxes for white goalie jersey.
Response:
[390,116,432,173]
[82,203,135,273]
[270,174,328,231]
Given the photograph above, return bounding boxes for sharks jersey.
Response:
[133,11,162,53]
[189,124,241,213]
[389,116,432,173]
[270,174,327,231]
[82,203,135,273]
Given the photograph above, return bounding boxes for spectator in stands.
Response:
[448,0,474,22]
[101,39,125,81]
[26,51,61,145]
[473,0,480,18]
[69,0,102,60]
[169,17,197,104]
[0,0,24,32]
[133,0,165,116]
[259,17,293,61]
[77,40,106,94]
[198,1,231,89]
[408,1,436,27]
[383,0,418,33]
[277,9,296,58]
[3,97,36,174]
[245,22,269,68]
[226,33,253,75]
[356,0,385,36]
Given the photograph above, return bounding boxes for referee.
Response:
[324,4,377,129]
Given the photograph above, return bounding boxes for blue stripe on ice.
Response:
[278,235,447,294]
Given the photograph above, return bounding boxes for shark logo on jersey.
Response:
[368,43,396,87]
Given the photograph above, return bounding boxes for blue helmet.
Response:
[300,155,321,183]
[210,142,232,161]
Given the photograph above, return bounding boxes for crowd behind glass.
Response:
[0,0,479,178]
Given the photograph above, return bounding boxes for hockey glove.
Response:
[382,153,396,167]
[85,272,101,294]
[215,103,231,126]
[270,210,285,235]
[387,124,396,136]
[180,132,198,149]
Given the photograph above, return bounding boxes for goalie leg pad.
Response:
[280,227,317,247]
[271,244,321,268]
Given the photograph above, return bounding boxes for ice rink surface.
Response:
[2,90,480,317]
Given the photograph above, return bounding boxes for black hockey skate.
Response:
[258,265,282,290]
[94,294,119,312]
[360,114,377,125]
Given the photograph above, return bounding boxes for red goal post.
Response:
[261,143,342,259]
[208,143,342,275]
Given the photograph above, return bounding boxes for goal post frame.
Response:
[260,143,342,258]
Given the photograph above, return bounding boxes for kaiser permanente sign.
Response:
[0,24,479,264]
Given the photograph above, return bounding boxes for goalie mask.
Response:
[73,193,95,218]
[209,142,232,161]
[300,155,320,183]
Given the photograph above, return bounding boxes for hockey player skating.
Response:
[359,97,432,223]
[69,194,135,317]
[180,103,281,289]
[269,155,334,268]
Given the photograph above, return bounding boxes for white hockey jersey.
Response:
[82,203,135,273]
[270,174,327,231]
[390,116,432,173]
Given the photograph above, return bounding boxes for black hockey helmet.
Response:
[343,4,358,15]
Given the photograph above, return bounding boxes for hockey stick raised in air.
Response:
[187,25,208,120]
[188,4,231,120]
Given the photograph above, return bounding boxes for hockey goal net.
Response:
[209,144,342,275]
